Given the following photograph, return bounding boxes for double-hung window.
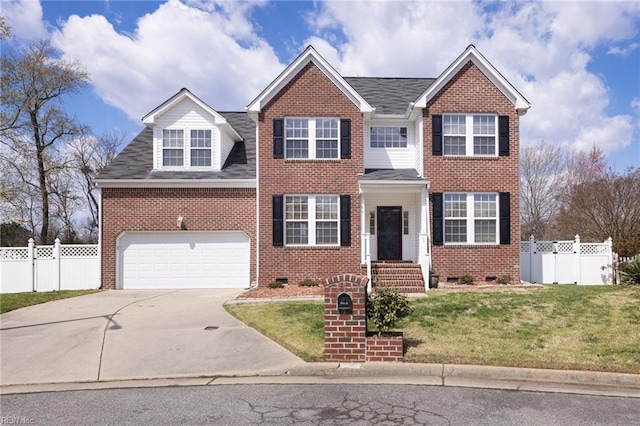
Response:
[370,127,407,148]
[285,195,339,245]
[190,129,212,167]
[443,114,497,156]
[285,118,339,159]
[444,193,497,244]
[162,129,213,168]
[162,129,184,166]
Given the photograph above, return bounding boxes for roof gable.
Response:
[415,45,531,115]
[142,88,243,141]
[246,46,373,114]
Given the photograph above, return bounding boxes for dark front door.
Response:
[377,206,402,261]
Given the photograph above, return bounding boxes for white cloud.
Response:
[608,42,639,56]
[1,0,46,40]
[306,0,640,156]
[51,0,284,120]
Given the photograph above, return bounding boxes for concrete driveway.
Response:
[0,290,303,386]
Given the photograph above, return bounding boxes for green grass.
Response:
[1,290,101,314]
[225,301,325,361]
[226,285,640,373]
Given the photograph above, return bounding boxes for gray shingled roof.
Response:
[359,169,427,181]
[96,111,255,181]
[345,77,435,115]
[97,78,434,182]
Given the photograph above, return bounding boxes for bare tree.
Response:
[519,141,571,239]
[0,16,11,40]
[68,131,124,241]
[556,167,640,256]
[0,39,89,243]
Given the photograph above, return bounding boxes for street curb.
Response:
[3,363,638,398]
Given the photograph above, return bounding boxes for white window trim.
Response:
[161,128,215,169]
[443,114,498,157]
[284,194,340,246]
[284,117,340,160]
[444,192,499,245]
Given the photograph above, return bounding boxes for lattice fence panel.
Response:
[535,242,554,253]
[557,242,574,253]
[35,246,53,258]
[0,248,29,260]
[61,245,98,257]
[520,242,530,253]
[581,244,608,255]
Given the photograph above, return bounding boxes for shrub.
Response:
[299,278,319,287]
[496,274,512,285]
[367,288,412,333]
[458,274,475,285]
[620,256,640,285]
[267,281,284,289]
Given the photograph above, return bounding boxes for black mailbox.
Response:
[337,293,353,314]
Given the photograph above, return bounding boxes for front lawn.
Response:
[225,285,640,373]
[0,290,101,314]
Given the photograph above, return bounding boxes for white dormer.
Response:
[143,89,243,171]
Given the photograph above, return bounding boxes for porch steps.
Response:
[367,262,425,294]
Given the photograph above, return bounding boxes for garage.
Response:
[118,232,250,289]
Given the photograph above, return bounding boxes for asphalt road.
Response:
[2,384,639,425]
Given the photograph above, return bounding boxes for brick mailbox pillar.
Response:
[325,274,404,363]
[324,274,368,362]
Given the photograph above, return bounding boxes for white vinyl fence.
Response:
[0,238,100,293]
[520,235,613,285]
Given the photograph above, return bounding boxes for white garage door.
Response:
[119,232,250,289]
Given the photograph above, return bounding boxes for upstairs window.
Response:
[162,129,184,166]
[444,193,498,244]
[190,129,212,167]
[370,126,407,148]
[443,114,497,156]
[161,129,214,168]
[285,118,339,159]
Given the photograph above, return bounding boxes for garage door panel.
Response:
[120,232,249,289]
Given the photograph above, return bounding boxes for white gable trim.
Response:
[246,46,374,114]
[415,45,531,115]
[142,88,243,141]
[94,179,256,189]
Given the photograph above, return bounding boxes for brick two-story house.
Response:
[96,45,530,290]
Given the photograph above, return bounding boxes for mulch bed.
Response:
[237,285,324,299]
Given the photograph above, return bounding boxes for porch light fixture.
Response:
[177,216,185,230]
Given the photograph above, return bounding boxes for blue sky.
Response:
[2,0,639,170]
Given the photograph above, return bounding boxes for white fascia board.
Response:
[94,179,256,189]
[415,45,531,114]
[246,46,374,114]
[359,180,429,194]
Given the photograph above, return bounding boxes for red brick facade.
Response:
[100,48,525,291]
[424,62,521,282]
[100,187,256,289]
[257,62,363,286]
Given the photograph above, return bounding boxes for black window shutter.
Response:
[498,116,509,156]
[432,115,443,156]
[432,193,443,245]
[273,195,284,246]
[340,195,351,246]
[273,119,284,159]
[499,192,511,245]
[340,119,351,159]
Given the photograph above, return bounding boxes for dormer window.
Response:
[162,129,184,166]
[161,129,213,168]
[190,130,212,167]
